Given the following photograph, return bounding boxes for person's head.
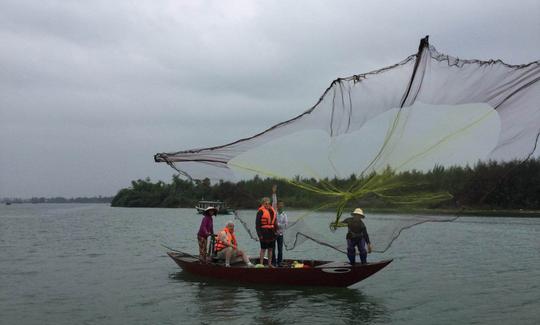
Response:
[261,197,271,209]
[225,221,235,232]
[203,207,218,216]
[278,201,285,210]
[351,208,365,218]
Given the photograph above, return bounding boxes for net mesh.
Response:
[156,37,540,254]
[233,210,457,254]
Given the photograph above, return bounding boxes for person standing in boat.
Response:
[197,206,217,263]
[341,208,373,265]
[214,221,253,267]
[271,185,288,267]
[256,197,278,267]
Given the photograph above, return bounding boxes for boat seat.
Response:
[314,261,352,268]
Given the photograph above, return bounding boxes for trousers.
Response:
[347,237,367,264]
[271,234,284,265]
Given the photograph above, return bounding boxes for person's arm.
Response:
[364,230,371,245]
[273,210,278,233]
[272,185,277,211]
[204,218,213,237]
[199,217,209,237]
[334,217,352,227]
[362,224,373,253]
[330,216,351,231]
[256,210,263,239]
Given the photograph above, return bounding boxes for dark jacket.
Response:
[342,215,370,243]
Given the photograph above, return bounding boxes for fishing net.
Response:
[232,210,457,254]
[156,37,540,254]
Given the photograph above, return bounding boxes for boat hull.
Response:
[167,251,392,287]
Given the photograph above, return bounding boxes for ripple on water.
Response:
[2,205,540,325]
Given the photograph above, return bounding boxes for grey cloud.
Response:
[1,0,539,197]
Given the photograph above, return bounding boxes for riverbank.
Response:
[104,203,540,218]
[362,207,540,217]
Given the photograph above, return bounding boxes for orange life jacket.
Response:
[214,227,237,252]
[258,205,276,229]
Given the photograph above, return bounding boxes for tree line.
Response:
[3,196,113,204]
[111,159,540,211]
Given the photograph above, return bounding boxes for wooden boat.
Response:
[195,200,232,215]
[167,251,392,287]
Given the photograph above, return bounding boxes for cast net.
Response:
[156,37,540,254]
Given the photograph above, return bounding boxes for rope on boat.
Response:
[160,243,198,258]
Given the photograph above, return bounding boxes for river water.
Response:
[1,204,539,324]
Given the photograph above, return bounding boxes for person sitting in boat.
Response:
[271,185,288,267]
[256,197,278,267]
[214,221,253,267]
[340,208,373,265]
[197,206,217,263]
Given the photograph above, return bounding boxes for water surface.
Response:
[1,204,538,324]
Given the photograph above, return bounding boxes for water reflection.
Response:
[170,271,389,324]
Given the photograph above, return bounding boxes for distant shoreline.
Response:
[363,207,540,217]
[284,206,540,217]
[6,201,538,217]
[3,202,111,204]
[2,198,112,204]
[241,206,540,218]
[108,204,540,217]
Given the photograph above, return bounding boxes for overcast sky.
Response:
[1,0,539,198]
